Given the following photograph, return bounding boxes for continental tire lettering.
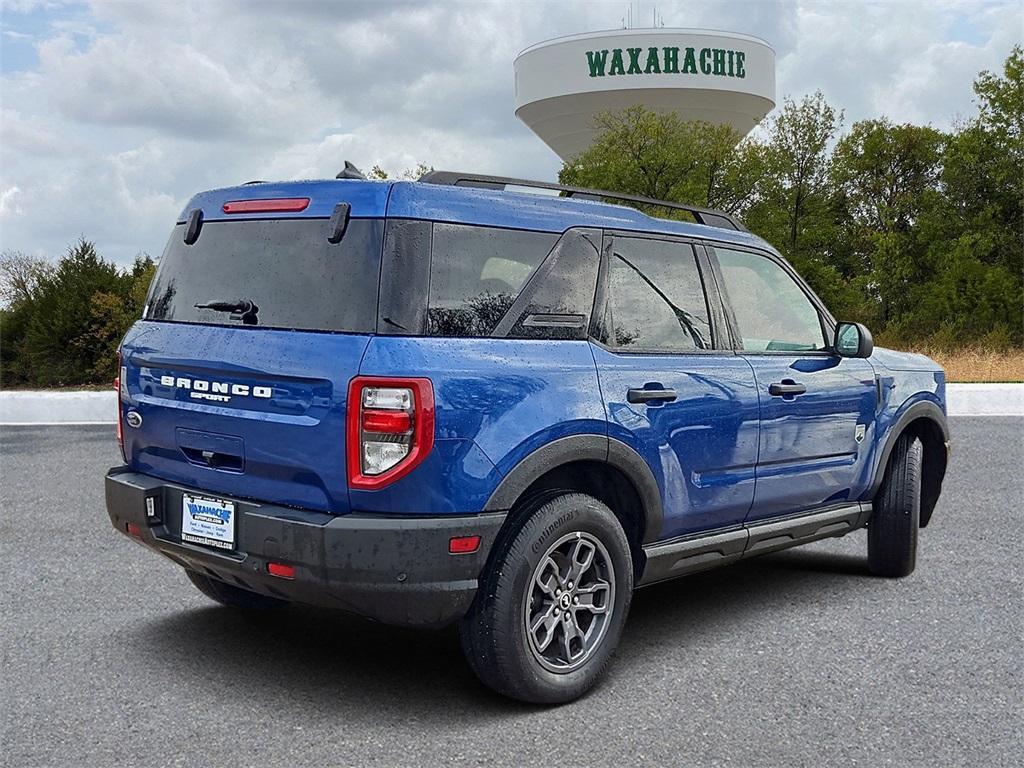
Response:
[532,509,577,554]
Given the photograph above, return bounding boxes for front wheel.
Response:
[868,433,922,578]
[459,493,633,704]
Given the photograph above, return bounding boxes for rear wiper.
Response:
[194,299,260,325]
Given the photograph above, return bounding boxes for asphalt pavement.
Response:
[2,419,1021,768]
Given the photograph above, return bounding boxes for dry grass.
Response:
[913,347,1024,383]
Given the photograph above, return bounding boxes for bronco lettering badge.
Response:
[159,375,272,403]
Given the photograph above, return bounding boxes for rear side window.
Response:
[146,218,383,332]
[498,229,601,341]
[426,224,557,337]
[603,236,712,351]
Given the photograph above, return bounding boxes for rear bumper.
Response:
[105,467,505,628]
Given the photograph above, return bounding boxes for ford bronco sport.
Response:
[106,169,950,704]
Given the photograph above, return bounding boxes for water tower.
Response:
[514,28,776,161]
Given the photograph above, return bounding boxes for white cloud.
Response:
[0,0,1018,264]
[0,186,24,217]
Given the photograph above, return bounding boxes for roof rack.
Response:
[418,170,747,232]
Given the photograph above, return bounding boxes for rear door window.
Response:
[426,224,557,337]
[602,236,713,351]
[146,218,383,333]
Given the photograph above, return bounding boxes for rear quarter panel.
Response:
[352,337,606,514]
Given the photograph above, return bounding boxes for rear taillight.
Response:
[347,377,434,490]
[115,355,127,462]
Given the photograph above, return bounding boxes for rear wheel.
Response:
[459,493,633,704]
[868,433,922,577]
[185,569,288,610]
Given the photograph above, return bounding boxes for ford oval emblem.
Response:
[126,410,143,429]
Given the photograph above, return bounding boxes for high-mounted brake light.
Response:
[222,198,310,214]
[347,377,434,490]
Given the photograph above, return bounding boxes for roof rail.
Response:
[417,170,747,232]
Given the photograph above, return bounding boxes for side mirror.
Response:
[834,321,873,358]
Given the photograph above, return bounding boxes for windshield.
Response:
[145,218,383,333]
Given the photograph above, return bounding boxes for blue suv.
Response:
[106,169,950,703]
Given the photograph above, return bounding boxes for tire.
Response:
[868,433,922,578]
[459,493,633,704]
[185,569,288,610]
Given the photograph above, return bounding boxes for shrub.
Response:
[0,240,154,388]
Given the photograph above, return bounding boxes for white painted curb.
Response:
[944,383,1024,417]
[1,383,1022,425]
[0,390,116,425]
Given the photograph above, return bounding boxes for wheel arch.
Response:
[869,400,950,527]
[483,435,664,579]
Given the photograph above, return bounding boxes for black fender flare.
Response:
[483,434,664,544]
[868,399,950,506]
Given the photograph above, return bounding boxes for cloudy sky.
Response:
[1,0,1019,265]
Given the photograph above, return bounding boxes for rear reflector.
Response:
[449,535,481,555]
[222,198,310,214]
[267,562,295,579]
[125,522,142,538]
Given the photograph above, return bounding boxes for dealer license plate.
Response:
[181,493,236,550]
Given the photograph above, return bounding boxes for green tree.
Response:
[366,162,433,180]
[17,239,143,386]
[831,119,945,326]
[909,46,1023,346]
[745,92,860,317]
[558,106,760,215]
[79,255,156,381]
[0,251,56,385]
[0,251,54,308]
[748,92,843,264]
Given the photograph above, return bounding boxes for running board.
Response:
[638,502,871,586]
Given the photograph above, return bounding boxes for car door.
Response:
[708,245,877,522]
[591,233,761,540]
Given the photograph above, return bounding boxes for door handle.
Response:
[768,380,807,397]
[627,388,678,404]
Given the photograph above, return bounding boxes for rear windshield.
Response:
[146,218,383,332]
